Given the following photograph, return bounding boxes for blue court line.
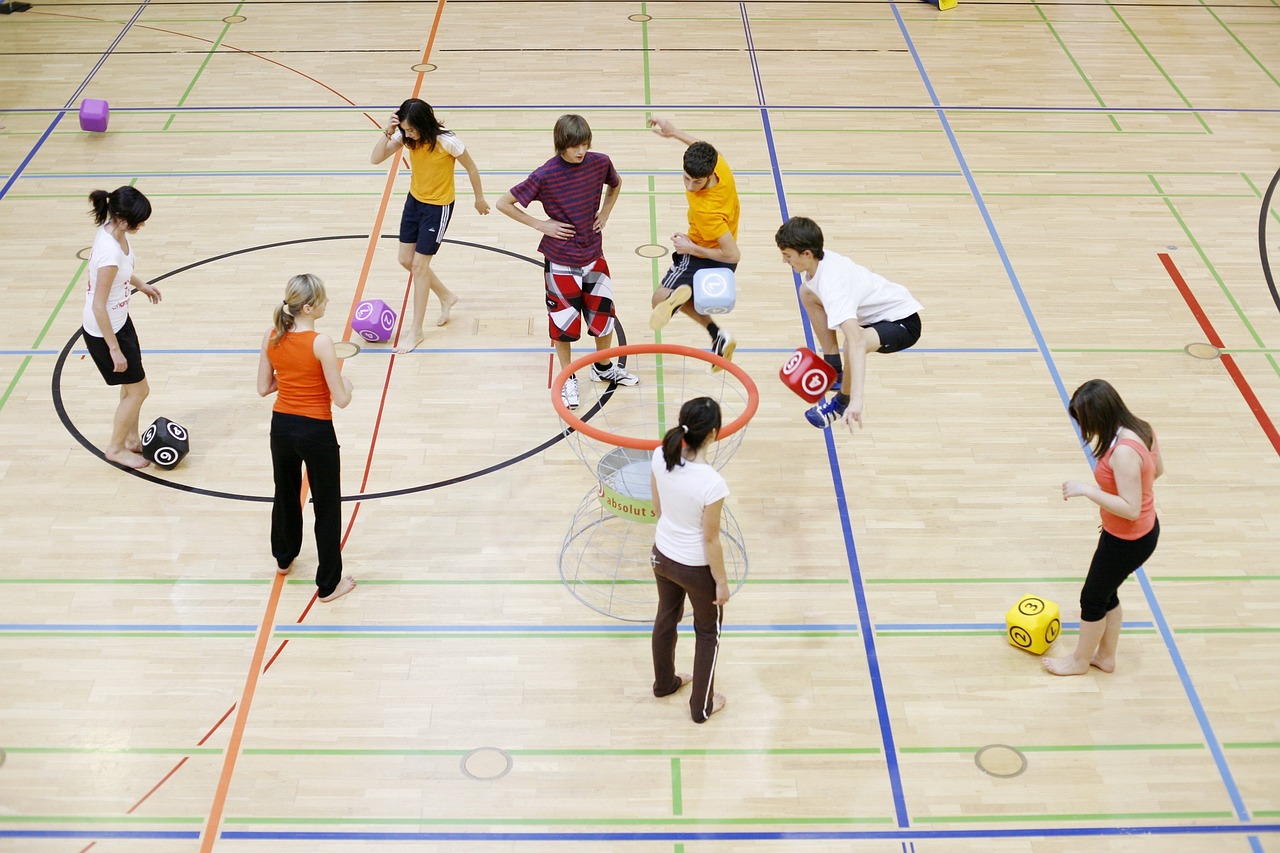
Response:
[4,169,961,180]
[4,824,1278,842]
[0,623,857,634]
[0,1,150,205]
[5,104,1280,114]
[890,6,1259,848]
[875,621,1155,631]
[0,346,1038,357]
[739,2,911,831]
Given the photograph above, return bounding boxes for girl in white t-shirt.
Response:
[648,396,730,723]
[82,187,163,469]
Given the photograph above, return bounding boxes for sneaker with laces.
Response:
[805,395,848,429]
[561,375,580,410]
[710,328,735,372]
[591,362,640,386]
[649,286,691,331]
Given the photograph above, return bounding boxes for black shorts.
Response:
[84,316,146,386]
[399,196,454,256]
[659,253,737,292]
[866,312,921,354]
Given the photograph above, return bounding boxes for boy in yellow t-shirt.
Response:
[648,117,741,368]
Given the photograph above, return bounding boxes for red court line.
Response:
[1160,252,1280,456]
[195,6,452,849]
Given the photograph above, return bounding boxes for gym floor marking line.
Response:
[1160,252,1280,456]
[194,5,450,849]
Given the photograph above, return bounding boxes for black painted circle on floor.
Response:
[52,234,625,503]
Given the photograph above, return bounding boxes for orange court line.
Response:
[196,5,450,848]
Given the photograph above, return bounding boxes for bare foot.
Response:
[395,330,425,354]
[318,575,356,602]
[710,693,727,715]
[277,562,292,576]
[125,437,143,453]
[1089,655,1116,673]
[1042,656,1091,676]
[105,449,150,469]
[435,293,458,326]
[675,672,692,691]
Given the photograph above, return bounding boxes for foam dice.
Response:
[141,417,190,470]
[692,267,736,315]
[779,347,838,403]
[352,299,397,342]
[79,98,110,132]
[1005,594,1061,655]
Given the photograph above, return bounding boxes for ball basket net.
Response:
[550,344,759,621]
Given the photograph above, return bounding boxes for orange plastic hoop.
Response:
[551,344,759,450]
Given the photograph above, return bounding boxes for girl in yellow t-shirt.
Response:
[371,98,489,352]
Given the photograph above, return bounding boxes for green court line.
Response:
[1197,0,1280,89]
[163,2,245,132]
[671,757,683,817]
[1032,1,1122,131]
[1242,172,1280,226]
[243,747,881,757]
[1106,2,1212,134]
[913,810,1234,823]
[1223,742,1280,749]
[867,575,1280,583]
[1158,187,1280,380]
[250,631,859,639]
[902,743,1203,754]
[221,816,897,826]
[1175,627,1280,634]
[0,577,846,585]
[0,746,221,755]
[0,260,87,416]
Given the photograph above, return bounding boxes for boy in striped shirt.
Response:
[498,115,639,410]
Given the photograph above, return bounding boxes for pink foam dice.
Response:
[352,299,398,342]
[79,99,110,132]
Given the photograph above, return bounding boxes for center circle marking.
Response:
[52,234,626,503]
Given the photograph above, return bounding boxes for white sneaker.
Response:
[591,362,640,386]
[711,328,736,372]
[561,375,580,410]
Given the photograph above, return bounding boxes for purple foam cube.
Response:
[79,98,110,133]
[352,299,397,342]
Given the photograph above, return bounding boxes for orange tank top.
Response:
[1094,434,1158,540]
[267,330,332,420]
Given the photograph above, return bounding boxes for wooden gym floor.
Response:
[1,0,1279,850]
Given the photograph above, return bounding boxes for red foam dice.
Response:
[779,347,838,403]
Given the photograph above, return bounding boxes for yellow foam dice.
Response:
[1005,594,1060,654]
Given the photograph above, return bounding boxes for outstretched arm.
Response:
[648,116,699,147]
[838,318,872,431]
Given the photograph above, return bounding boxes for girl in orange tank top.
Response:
[1045,379,1164,677]
[256,274,356,603]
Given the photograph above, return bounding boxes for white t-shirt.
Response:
[390,130,465,157]
[803,250,922,328]
[651,451,730,566]
[83,225,136,336]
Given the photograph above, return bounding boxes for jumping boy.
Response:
[775,216,923,431]
[497,114,638,410]
[647,117,740,369]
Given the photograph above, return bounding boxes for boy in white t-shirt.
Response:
[775,217,923,431]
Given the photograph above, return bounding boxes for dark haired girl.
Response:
[82,186,163,469]
[648,396,730,721]
[370,98,489,352]
[1046,379,1163,676]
